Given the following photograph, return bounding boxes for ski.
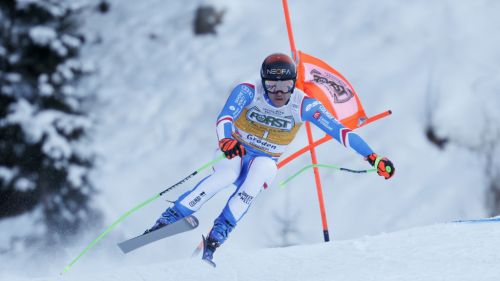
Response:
[118,216,199,254]
[201,235,217,268]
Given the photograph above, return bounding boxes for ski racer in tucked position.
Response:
[145,53,395,266]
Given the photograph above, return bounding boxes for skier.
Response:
[145,53,395,266]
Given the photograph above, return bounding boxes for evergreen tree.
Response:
[0,0,99,246]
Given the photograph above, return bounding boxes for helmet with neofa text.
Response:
[260,53,297,94]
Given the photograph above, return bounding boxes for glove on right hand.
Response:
[219,138,246,159]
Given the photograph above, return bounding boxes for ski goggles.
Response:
[263,79,295,94]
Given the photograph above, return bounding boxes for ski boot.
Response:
[201,216,235,267]
[144,206,183,234]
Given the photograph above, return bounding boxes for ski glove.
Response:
[219,138,246,159]
[367,153,395,180]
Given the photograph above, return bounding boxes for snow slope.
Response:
[16,219,500,281]
[2,0,500,279]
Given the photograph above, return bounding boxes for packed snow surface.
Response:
[12,219,500,281]
[2,0,500,280]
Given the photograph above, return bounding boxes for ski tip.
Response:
[191,236,204,258]
[201,234,208,246]
[117,243,128,254]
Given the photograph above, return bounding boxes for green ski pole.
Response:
[279,163,376,188]
[61,154,225,274]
